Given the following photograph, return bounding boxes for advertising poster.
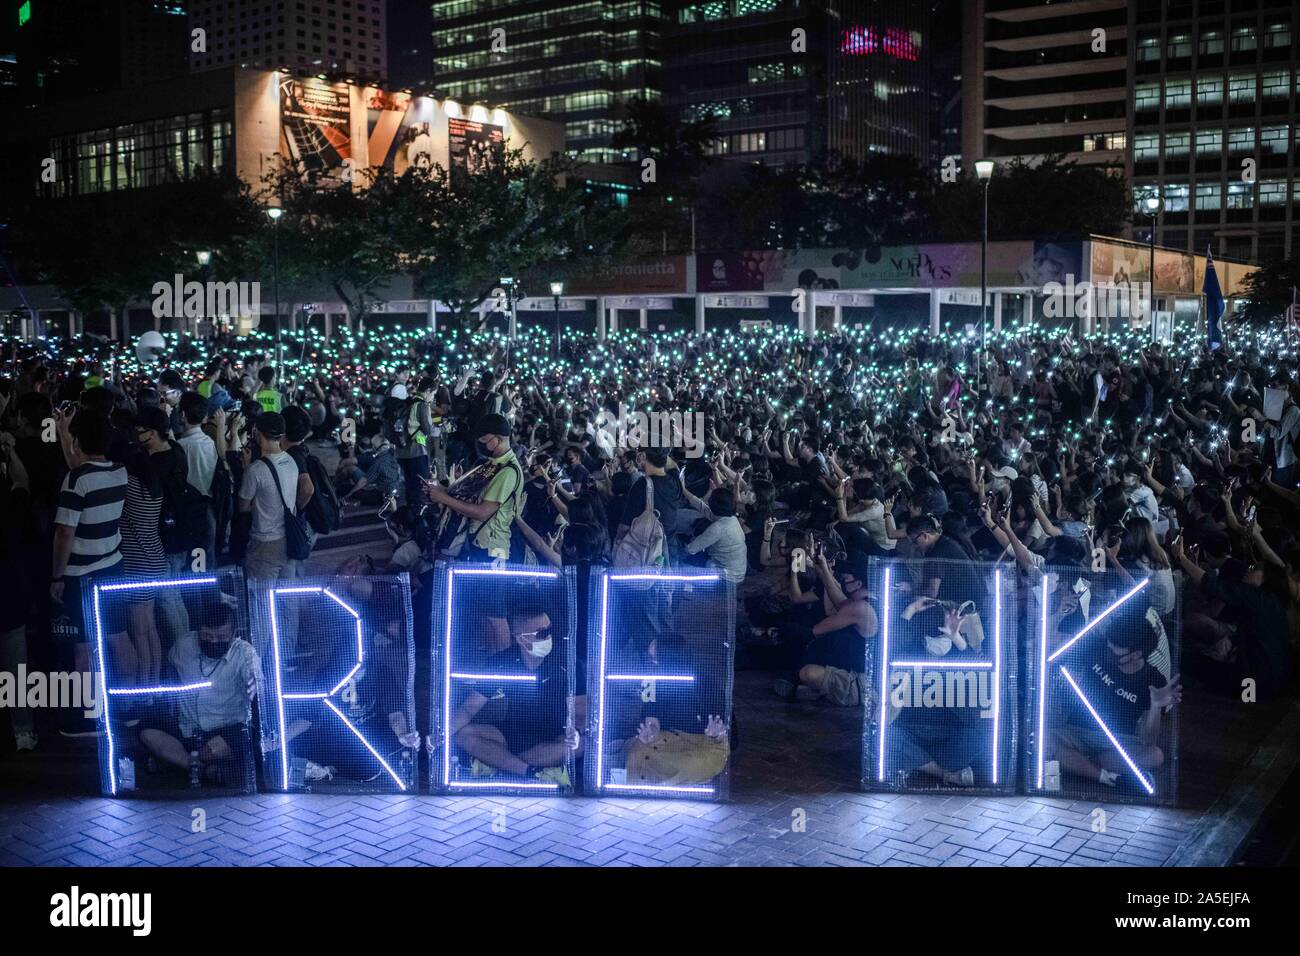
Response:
[280,77,352,175]
[696,253,766,293]
[366,88,414,173]
[561,257,688,296]
[449,116,504,184]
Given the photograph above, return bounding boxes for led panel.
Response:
[863,558,1019,794]
[429,563,577,795]
[86,569,257,797]
[250,575,416,793]
[1024,565,1179,805]
[585,568,735,801]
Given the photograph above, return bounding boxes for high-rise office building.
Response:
[188,0,388,80]
[431,1,661,164]
[1129,0,1297,263]
[824,0,930,162]
[961,0,1129,167]
[2,0,190,111]
[663,0,826,166]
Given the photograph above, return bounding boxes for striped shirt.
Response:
[55,460,128,577]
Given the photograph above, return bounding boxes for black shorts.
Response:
[53,569,126,646]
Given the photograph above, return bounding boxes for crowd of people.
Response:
[1,315,1297,792]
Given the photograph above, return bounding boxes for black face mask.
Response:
[199,639,231,660]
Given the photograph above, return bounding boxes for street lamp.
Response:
[267,206,284,365]
[195,250,212,339]
[1144,193,1160,342]
[549,281,565,357]
[974,159,995,388]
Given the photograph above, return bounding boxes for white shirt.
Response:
[239,452,299,542]
[1277,403,1300,469]
[390,382,409,400]
[178,426,218,497]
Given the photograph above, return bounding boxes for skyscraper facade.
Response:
[431,1,661,164]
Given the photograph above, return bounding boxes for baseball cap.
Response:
[256,411,286,439]
[477,413,511,438]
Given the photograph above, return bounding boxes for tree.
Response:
[1238,254,1300,324]
[405,142,624,328]
[931,155,1132,242]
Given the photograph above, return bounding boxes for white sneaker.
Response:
[14,732,37,752]
[304,760,335,782]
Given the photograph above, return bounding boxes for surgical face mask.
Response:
[527,637,553,659]
[200,639,231,660]
[924,634,954,657]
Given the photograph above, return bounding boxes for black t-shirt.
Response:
[1063,647,1159,735]
[924,536,984,610]
[474,644,569,742]
[622,473,684,535]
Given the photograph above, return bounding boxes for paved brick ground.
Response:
[1,482,1290,868]
[0,670,1215,867]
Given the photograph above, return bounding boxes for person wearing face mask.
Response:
[449,603,580,785]
[137,598,261,788]
[1121,461,1160,522]
[427,413,524,562]
[338,425,401,506]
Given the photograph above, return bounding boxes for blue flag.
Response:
[1203,247,1224,350]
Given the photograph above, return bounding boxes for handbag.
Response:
[262,457,315,560]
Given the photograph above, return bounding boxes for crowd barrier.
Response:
[250,575,417,793]
[863,558,1020,795]
[428,564,579,795]
[85,561,1178,805]
[88,569,258,797]
[585,570,736,800]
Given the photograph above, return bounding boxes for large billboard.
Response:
[279,77,352,176]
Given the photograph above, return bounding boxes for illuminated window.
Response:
[1164,79,1191,109]
[1260,126,1289,155]
[1227,126,1255,154]
[1258,180,1286,205]
[1225,182,1253,209]
[1199,30,1223,55]
[1230,25,1257,52]
[1164,132,1190,157]
[1228,74,1255,104]
[1163,183,1190,212]
[1134,132,1159,160]
[1264,22,1291,49]
[1262,70,1288,99]
[1197,76,1223,105]
[1135,82,1160,112]
[1136,35,1160,62]
[1195,129,1222,155]
[1166,34,1192,59]
[1195,183,1221,210]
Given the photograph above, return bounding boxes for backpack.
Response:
[382,396,415,449]
[301,450,342,535]
[612,476,666,574]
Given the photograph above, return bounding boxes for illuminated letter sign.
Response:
[89,572,256,797]
[256,577,416,793]
[867,561,1017,793]
[432,564,576,794]
[588,571,735,799]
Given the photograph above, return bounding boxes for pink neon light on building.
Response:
[840,26,919,62]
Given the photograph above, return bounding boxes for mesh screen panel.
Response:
[585,569,736,800]
[1025,565,1180,806]
[87,569,257,797]
[250,575,417,793]
[863,558,1020,794]
[429,563,578,795]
